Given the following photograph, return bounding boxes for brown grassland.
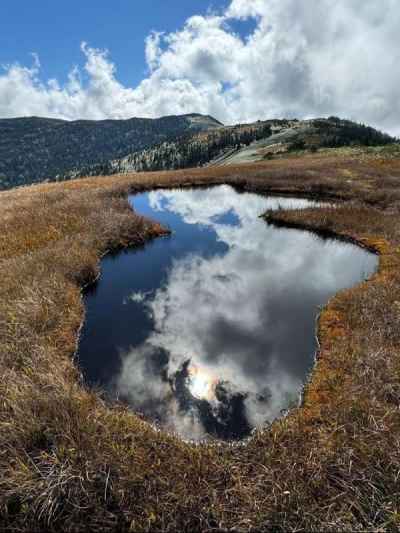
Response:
[1,146,400,531]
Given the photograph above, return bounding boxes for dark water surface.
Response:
[78,185,378,441]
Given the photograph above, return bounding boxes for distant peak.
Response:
[185,114,224,130]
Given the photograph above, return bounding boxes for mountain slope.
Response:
[0,113,222,190]
[0,115,396,191]
[77,120,274,177]
[212,117,397,166]
[78,117,396,178]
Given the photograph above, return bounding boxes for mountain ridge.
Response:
[0,113,222,190]
[75,117,397,179]
[0,114,397,191]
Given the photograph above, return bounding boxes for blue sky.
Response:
[0,0,399,134]
[1,0,254,87]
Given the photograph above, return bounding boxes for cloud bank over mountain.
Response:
[1,0,399,134]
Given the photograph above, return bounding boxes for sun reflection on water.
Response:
[187,364,218,401]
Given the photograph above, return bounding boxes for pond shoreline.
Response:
[76,186,376,443]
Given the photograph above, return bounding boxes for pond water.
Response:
[78,185,378,441]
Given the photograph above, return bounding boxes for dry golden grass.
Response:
[1,148,400,531]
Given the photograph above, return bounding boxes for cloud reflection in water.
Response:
[79,186,378,441]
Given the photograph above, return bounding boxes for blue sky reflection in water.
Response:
[78,186,378,441]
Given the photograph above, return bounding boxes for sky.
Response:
[0,0,399,134]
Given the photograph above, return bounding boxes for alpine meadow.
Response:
[1,1,400,531]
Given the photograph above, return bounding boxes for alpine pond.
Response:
[77,185,378,441]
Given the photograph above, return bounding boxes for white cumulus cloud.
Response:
[0,0,399,134]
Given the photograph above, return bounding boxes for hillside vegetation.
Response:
[1,148,400,531]
[0,113,221,190]
[82,120,274,175]
[78,116,397,177]
[0,115,396,191]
